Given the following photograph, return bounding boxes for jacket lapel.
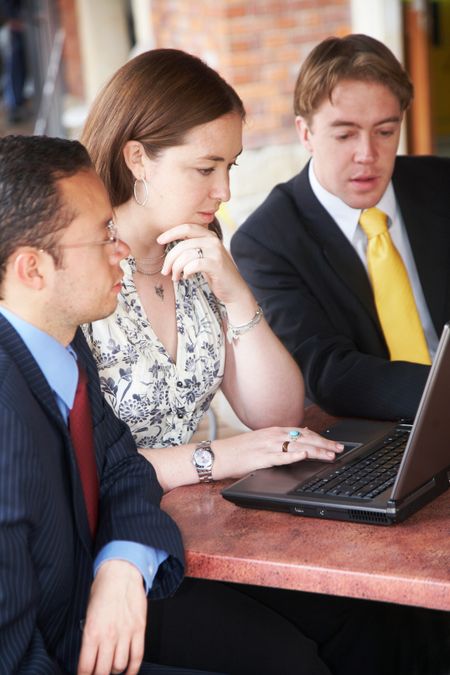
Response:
[0,315,93,552]
[291,167,383,333]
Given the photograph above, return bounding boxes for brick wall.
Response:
[151,0,351,148]
[57,0,351,148]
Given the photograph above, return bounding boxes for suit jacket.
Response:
[231,155,450,420]
[0,316,184,674]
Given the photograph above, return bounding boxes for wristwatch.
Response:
[192,440,215,483]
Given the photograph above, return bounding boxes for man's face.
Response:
[296,80,403,209]
[47,169,129,339]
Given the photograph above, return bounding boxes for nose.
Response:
[354,134,377,163]
[117,237,130,259]
[110,237,130,262]
[210,172,231,203]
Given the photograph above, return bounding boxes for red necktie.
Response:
[69,364,99,536]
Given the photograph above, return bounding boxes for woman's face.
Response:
[143,112,243,231]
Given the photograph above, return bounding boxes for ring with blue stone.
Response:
[288,430,301,440]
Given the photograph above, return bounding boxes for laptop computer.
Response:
[222,323,450,525]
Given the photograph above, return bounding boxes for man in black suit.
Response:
[0,135,220,675]
[231,34,450,421]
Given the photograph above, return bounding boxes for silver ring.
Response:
[196,247,204,259]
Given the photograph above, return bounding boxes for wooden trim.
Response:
[404,1,433,154]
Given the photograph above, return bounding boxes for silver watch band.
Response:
[197,467,213,483]
[193,440,214,483]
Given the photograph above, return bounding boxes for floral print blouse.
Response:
[84,256,226,448]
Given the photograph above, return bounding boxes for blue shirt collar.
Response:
[0,306,78,413]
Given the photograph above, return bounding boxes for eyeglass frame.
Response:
[53,220,120,252]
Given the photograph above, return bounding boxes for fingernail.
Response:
[337,443,345,450]
[327,452,335,458]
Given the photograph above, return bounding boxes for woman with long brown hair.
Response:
[82,48,342,492]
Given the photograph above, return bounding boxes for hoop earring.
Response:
[133,178,149,207]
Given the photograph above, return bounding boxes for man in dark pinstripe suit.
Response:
[0,135,220,675]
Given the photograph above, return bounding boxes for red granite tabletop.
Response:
[162,406,450,611]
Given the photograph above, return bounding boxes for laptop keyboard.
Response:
[292,429,409,500]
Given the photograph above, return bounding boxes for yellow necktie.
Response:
[359,208,431,364]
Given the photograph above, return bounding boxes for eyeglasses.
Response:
[55,220,120,252]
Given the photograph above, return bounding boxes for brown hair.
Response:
[81,48,245,209]
[293,34,414,122]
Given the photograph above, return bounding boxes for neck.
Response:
[115,200,165,262]
[0,299,75,346]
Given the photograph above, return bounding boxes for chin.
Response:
[345,193,383,210]
[92,300,119,323]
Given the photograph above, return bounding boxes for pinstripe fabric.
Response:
[0,316,184,673]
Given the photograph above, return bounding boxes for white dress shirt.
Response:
[308,160,439,358]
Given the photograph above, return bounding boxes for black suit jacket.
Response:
[0,316,184,674]
[231,155,450,420]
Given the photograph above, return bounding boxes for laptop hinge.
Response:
[387,476,437,513]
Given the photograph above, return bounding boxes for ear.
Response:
[295,116,314,153]
[123,141,149,181]
[12,249,46,291]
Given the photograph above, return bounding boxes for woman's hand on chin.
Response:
[157,223,249,305]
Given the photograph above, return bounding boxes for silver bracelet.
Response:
[226,305,263,343]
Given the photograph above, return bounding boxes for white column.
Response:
[130,0,155,53]
[350,0,404,60]
[350,0,407,153]
[76,0,130,104]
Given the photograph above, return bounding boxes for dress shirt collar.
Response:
[308,159,397,238]
[0,306,78,411]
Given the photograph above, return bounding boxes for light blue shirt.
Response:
[308,161,439,358]
[0,306,167,593]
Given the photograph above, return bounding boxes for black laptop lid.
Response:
[392,322,450,501]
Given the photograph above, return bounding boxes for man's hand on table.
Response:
[77,559,147,675]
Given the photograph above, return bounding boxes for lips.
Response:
[198,211,216,222]
[113,275,123,291]
[350,174,381,191]
[352,173,377,181]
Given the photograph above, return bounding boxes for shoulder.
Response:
[232,170,308,252]
[0,347,28,409]
[0,350,46,478]
[244,174,300,226]
[394,155,450,193]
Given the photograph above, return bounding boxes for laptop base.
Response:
[222,470,449,525]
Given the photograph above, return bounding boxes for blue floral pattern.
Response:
[83,256,226,448]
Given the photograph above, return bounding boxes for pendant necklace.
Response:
[134,253,166,301]
[154,283,164,301]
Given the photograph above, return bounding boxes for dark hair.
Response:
[81,48,246,209]
[294,34,414,122]
[0,135,92,286]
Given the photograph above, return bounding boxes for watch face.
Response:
[194,448,213,469]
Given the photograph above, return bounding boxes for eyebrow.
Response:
[330,116,401,129]
[198,148,243,162]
